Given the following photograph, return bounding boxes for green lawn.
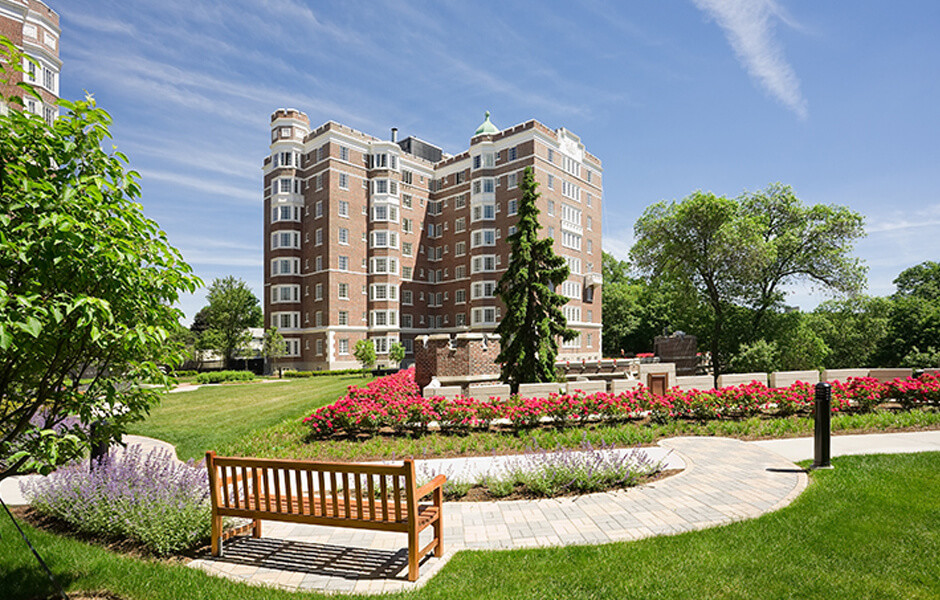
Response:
[126,375,366,461]
[3,452,938,599]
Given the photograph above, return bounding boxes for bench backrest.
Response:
[205,452,418,525]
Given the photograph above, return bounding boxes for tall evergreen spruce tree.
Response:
[496,166,577,391]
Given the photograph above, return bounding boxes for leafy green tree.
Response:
[631,185,866,375]
[261,327,286,376]
[353,339,376,372]
[631,191,757,375]
[389,342,406,368]
[198,276,262,368]
[496,167,577,391]
[738,183,866,336]
[809,296,889,368]
[0,39,200,480]
[892,261,940,301]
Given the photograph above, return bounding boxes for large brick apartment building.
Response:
[0,0,59,122]
[263,110,603,371]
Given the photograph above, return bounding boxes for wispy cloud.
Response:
[692,0,808,119]
[138,169,257,203]
[57,8,136,35]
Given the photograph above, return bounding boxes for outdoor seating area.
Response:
[205,452,446,581]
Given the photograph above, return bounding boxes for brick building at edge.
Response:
[0,0,60,122]
[263,110,604,371]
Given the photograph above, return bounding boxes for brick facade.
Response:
[264,110,604,373]
[0,0,60,120]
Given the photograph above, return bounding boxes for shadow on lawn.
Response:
[206,536,422,580]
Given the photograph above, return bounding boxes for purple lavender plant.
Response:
[22,445,211,556]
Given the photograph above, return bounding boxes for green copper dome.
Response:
[474,111,499,136]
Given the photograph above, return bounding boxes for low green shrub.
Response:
[195,370,256,384]
[169,370,198,378]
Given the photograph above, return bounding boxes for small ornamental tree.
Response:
[389,342,406,369]
[353,339,376,372]
[0,38,200,480]
[496,166,577,391]
[261,327,286,376]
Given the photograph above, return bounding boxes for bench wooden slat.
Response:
[306,470,315,517]
[330,472,339,519]
[393,477,402,522]
[343,473,351,519]
[253,467,261,514]
[221,467,230,508]
[354,474,363,520]
[319,471,327,518]
[367,475,376,521]
[380,476,389,522]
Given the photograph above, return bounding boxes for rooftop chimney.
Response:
[391,127,398,143]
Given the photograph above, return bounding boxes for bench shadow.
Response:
[766,467,809,474]
[206,536,416,580]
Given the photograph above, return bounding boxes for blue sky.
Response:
[55,1,940,322]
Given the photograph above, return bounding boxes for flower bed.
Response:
[303,368,940,439]
[22,445,211,556]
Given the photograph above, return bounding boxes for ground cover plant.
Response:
[21,446,209,556]
[302,368,940,439]
[2,452,937,599]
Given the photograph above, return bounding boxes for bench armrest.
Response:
[416,474,447,499]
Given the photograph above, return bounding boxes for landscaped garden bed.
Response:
[302,368,940,439]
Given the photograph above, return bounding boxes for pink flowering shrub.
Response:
[302,369,938,438]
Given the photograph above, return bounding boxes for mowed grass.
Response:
[3,452,938,600]
[127,375,367,461]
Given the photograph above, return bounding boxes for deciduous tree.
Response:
[0,39,200,480]
[198,276,262,368]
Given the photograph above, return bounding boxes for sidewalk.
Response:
[752,430,940,462]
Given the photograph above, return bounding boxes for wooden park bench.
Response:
[205,452,446,581]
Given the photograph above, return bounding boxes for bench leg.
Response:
[253,518,262,538]
[433,487,444,557]
[407,528,419,582]
[211,515,223,557]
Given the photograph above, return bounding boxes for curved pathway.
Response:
[188,436,807,594]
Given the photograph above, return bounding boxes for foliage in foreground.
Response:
[2,453,937,599]
[22,445,210,556]
[303,368,940,439]
[0,38,200,482]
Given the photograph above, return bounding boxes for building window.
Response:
[471,307,499,325]
[403,242,413,256]
[472,281,497,299]
[315,228,323,245]
[508,146,517,161]
[271,204,301,223]
[315,339,324,355]
[338,255,349,271]
[402,266,413,279]
[563,333,582,349]
[471,255,497,274]
[370,257,399,275]
[548,174,555,190]
[270,230,300,250]
[338,283,349,299]
[455,264,467,279]
[471,229,497,248]
[507,199,518,215]
[506,172,517,189]
[284,338,300,357]
[315,255,323,271]
[315,311,323,327]
[271,257,300,276]
[562,231,582,251]
[271,284,300,304]
[402,194,413,208]
[338,227,349,244]
[340,146,350,161]
[339,338,349,354]
[272,311,301,330]
[314,283,323,300]
[562,280,581,299]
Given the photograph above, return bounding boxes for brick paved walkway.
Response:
[188,436,807,594]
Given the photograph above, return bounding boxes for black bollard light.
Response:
[813,382,833,469]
